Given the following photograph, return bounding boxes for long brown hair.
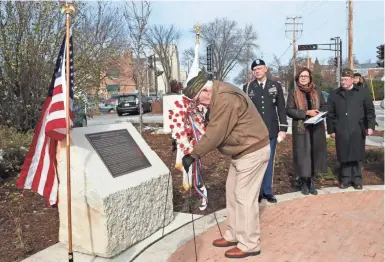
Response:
[294,67,320,110]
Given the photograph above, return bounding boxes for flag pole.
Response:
[62,2,75,262]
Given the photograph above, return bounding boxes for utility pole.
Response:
[286,16,303,89]
[153,54,159,99]
[348,0,354,69]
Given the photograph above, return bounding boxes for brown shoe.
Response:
[212,238,238,247]
[225,247,261,258]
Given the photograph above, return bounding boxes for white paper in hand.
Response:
[304,111,327,125]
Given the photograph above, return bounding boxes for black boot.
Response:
[301,177,309,195]
[309,177,318,195]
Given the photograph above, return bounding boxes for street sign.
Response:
[298,44,318,51]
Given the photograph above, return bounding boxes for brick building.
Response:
[99,51,152,101]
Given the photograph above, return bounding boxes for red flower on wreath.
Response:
[170,124,174,129]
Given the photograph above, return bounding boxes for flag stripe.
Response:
[17,33,74,206]
[17,98,51,189]
[31,137,48,192]
[41,139,56,201]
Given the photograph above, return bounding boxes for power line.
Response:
[285,16,303,88]
[278,43,293,61]
[313,6,346,32]
[304,2,326,18]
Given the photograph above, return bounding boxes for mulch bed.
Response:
[0,129,383,262]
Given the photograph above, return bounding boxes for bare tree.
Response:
[0,1,129,131]
[0,1,64,131]
[233,44,257,85]
[74,1,128,99]
[123,1,151,134]
[233,68,252,86]
[181,47,206,73]
[270,55,309,91]
[199,18,259,81]
[145,24,181,93]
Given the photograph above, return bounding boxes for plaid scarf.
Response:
[294,82,320,110]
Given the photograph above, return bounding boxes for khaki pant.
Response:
[223,144,270,252]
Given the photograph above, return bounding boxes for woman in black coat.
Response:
[286,68,328,195]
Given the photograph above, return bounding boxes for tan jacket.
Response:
[192,81,269,159]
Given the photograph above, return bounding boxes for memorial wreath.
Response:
[168,96,208,210]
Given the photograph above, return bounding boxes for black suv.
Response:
[116,93,152,116]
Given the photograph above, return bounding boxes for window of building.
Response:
[107,68,120,80]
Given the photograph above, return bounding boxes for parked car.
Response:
[116,93,152,116]
[99,101,116,113]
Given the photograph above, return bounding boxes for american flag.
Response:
[17,34,74,205]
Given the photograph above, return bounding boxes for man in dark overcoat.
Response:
[243,59,288,203]
[326,68,376,189]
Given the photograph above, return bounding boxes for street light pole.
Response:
[336,37,341,86]
[331,37,341,86]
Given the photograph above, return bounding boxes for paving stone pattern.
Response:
[168,191,384,262]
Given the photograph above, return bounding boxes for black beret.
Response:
[251,59,266,70]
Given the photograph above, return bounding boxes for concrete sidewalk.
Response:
[168,187,384,262]
[21,187,384,262]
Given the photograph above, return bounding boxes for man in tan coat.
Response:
[182,71,270,259]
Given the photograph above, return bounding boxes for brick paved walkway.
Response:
[168,191,384,262]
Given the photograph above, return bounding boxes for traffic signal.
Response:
[156,70,164,77]
[333,57,338,67]
[147,55,154,68]
[298,44,318,51]
[376,45,384,68]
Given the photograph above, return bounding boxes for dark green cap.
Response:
[341,68,354,77]
[182,71,207,99]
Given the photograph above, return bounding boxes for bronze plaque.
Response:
[85,129,151,177]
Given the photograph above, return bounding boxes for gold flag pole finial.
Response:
[194,24,201,44]
[61,2,75,262]
[60,2,75,14]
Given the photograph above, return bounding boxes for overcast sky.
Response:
[143,0,384,82]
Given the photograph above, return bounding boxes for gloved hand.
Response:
[172,139,177,152]
[205,109,210,123]
[182,154,195,173]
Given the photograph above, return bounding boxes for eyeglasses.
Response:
[299,75,310,79]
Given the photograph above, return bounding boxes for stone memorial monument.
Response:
[56,122,173,258]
